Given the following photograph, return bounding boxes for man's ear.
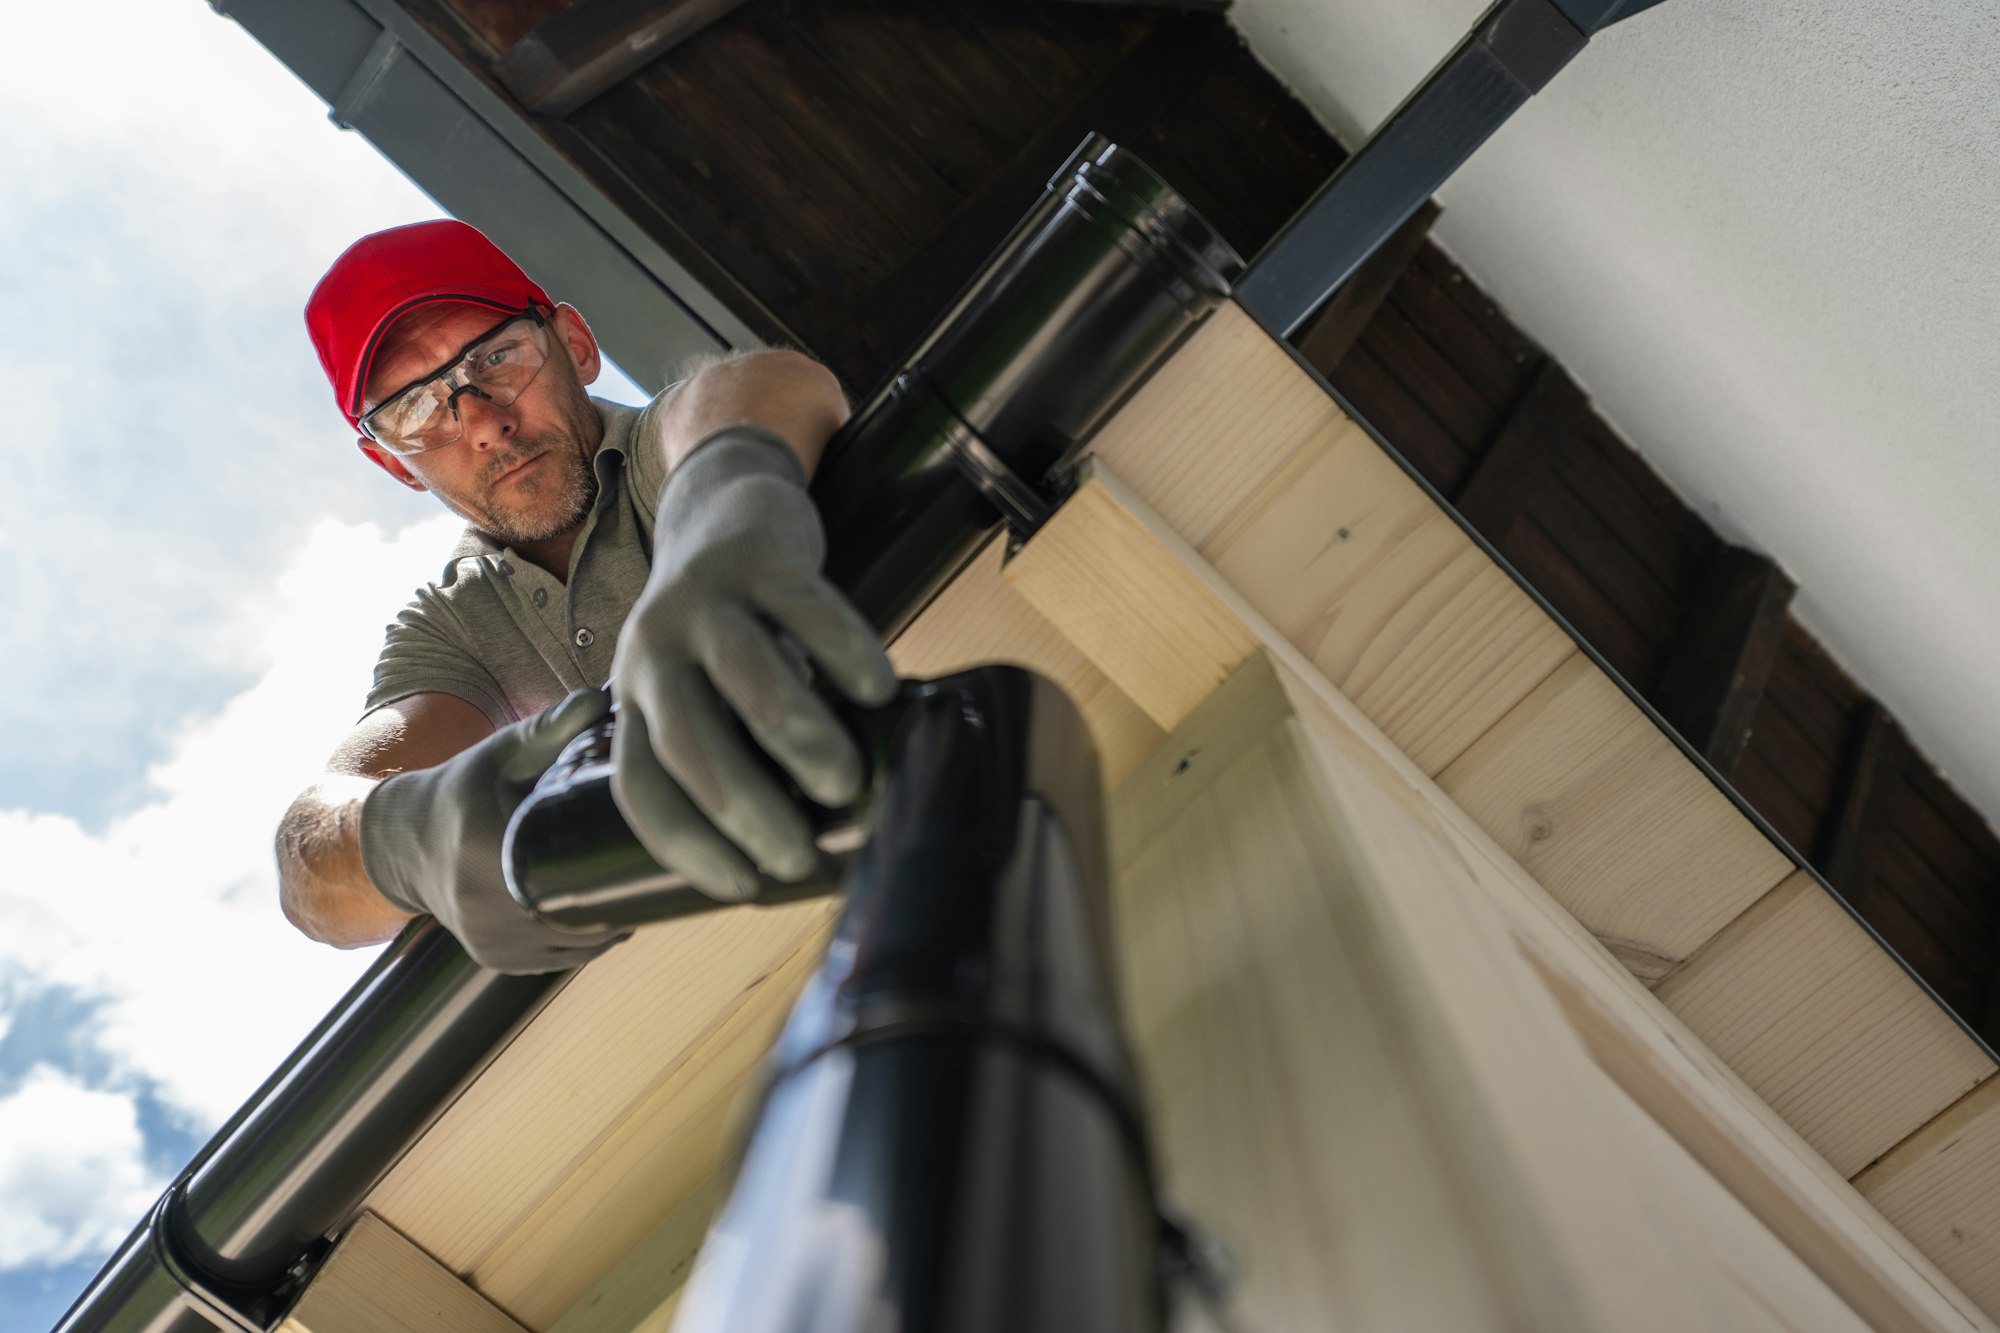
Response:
[551,304,602,387]
[357,438,429,492]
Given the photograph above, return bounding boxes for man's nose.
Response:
[453,386,515,450]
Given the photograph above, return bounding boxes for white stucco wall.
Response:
[1231,0,2000,830]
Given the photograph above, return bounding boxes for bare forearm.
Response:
[275,776,413,947]
[657,348,849,478]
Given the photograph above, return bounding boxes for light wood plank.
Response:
[1088,301,1341,547]
[1656,870,1994,1177]
[1602,1076,1873,1333]
[1448,815,1997,1333]
[1198,412,1577,775]
[1437,653,1794,979]
[1113,654,1709,1331]
[1003,480,1257,728]
[545,1172,723,1333]
[473,920,829,1328]
[282,1213,525,1333]
[888,535,1164,785]
[1025,460,1995,1332]
[1858,1078,2000,1316]
[365,898,839,1275]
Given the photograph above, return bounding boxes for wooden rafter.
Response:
[1294,200,1439,372]
[1653,543,1797,780]
[1819,699,1899,896]
[496,0,753,118]
[1451,357,1588,545]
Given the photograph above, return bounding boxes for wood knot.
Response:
[1522,804,1555,844]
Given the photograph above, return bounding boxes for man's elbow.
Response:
[273,787,409,949]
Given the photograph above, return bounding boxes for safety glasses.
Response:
[359,308,553,455]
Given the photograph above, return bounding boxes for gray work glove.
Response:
[360,689,629,973]
[610,424,896,902]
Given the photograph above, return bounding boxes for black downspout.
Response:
[668,667,1163,1331]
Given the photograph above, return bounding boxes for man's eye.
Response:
[479,341,525,370]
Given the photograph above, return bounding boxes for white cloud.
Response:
[0,514,463,1128]
[0,1066,162,1270]
[0,0,443,827]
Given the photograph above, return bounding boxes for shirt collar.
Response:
[436,397,638,584]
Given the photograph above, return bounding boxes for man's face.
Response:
[358,303,605,547]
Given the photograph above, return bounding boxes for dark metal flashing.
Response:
[213,0,756,391]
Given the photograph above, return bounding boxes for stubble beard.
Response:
[464,374,602,546]
[474,433,597,545]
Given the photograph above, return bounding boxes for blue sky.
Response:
[0,5,646,1327]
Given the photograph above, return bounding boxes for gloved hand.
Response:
[360,689,630,973]
[611,424,897,903]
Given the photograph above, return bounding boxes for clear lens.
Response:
[363,313,551,455]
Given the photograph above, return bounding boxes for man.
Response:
[275,219,895,973]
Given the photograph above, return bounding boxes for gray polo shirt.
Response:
[362,393,670,727]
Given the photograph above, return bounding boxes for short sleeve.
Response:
[362,597,516,728]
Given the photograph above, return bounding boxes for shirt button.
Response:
[574,627,595,649]
[532,587,548,609]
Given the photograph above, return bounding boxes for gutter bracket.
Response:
[328,29,404,131]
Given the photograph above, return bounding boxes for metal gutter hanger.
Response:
[1236,0,1674,339]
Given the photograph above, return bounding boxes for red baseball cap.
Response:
[306,219,554,430]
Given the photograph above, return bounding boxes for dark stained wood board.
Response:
[1734,695,1843,854]
[1388,241,1542,412]
[826,15,1231,389]
[1552,419,1720,616]
[1501,516,1665,687]
[1353,301,1499,448]
[1519,469,1684,684]
[1326,341,1475,493]
[446,0,575,52]
[1730,735,1824,860]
